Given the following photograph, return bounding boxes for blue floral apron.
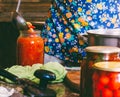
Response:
[42,0,120,66]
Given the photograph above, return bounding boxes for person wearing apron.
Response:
[42,0,120,66]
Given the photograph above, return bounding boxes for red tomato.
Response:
[102,88,113,97]
[108,53,118,60]
[99,75,109,85]
[108,79,120,90]
[109,72,118,79]
[113,90,120,97]
[95,80,104,90]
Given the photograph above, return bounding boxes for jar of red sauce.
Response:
[80,46,120,97]
[17,29,44,66]
[92,61,120,97]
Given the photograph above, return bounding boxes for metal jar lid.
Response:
[93,61,120,72]
[85,46,120,53]
[87,29,120,37]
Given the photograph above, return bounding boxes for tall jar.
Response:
[17,29,44,66]
[80,46,120,97]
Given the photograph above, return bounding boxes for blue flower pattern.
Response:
[42,0,120,65]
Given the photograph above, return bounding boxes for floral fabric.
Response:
[42,0,120,65]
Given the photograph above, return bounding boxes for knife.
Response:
[0,68,56,97]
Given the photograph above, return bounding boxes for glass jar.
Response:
[80,46,120,97]
[17,30,44,66]
[92,61,120,97]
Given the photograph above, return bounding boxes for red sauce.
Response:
[17,30,44,66]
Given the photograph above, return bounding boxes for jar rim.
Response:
[87,29,120,37]
[20,30,41,34]
[85,46,120,53]
[93,61,120,72]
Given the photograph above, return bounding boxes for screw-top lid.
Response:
[87,29,120,37]
[85,46,120,53]
[93,61,120,72]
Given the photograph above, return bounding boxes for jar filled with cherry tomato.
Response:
[17,24,44,66]
[92,61,120,97]
[80,46,120,97]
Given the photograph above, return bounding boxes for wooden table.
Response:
[0,79,80,97]
[49,83,80,97]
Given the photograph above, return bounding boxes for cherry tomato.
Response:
[109,72,118,79]
[113,90,120,97]
[99,74,109,85]
[94,80,104,90]
[102,88,113,97]
[108,79,120,90]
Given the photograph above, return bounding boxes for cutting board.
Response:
[64,70,80,93]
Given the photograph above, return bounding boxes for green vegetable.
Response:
[41,62,67,83]
[4,62,67,84]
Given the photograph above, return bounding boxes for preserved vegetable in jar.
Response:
[80,46,120,97]
[92,62,120,97]
[17,25,44,66]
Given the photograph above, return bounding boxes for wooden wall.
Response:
[0,0,51,22]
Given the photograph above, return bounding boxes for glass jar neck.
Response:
[20,30,40,37]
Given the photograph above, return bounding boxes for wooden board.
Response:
[0,1,51,22]
[64,70,80,93]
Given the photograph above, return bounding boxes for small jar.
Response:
[17,30,44,66]
[92,61,120,97]
[80,46,120,97]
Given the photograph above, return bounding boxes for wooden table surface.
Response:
[49,83,80,97]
